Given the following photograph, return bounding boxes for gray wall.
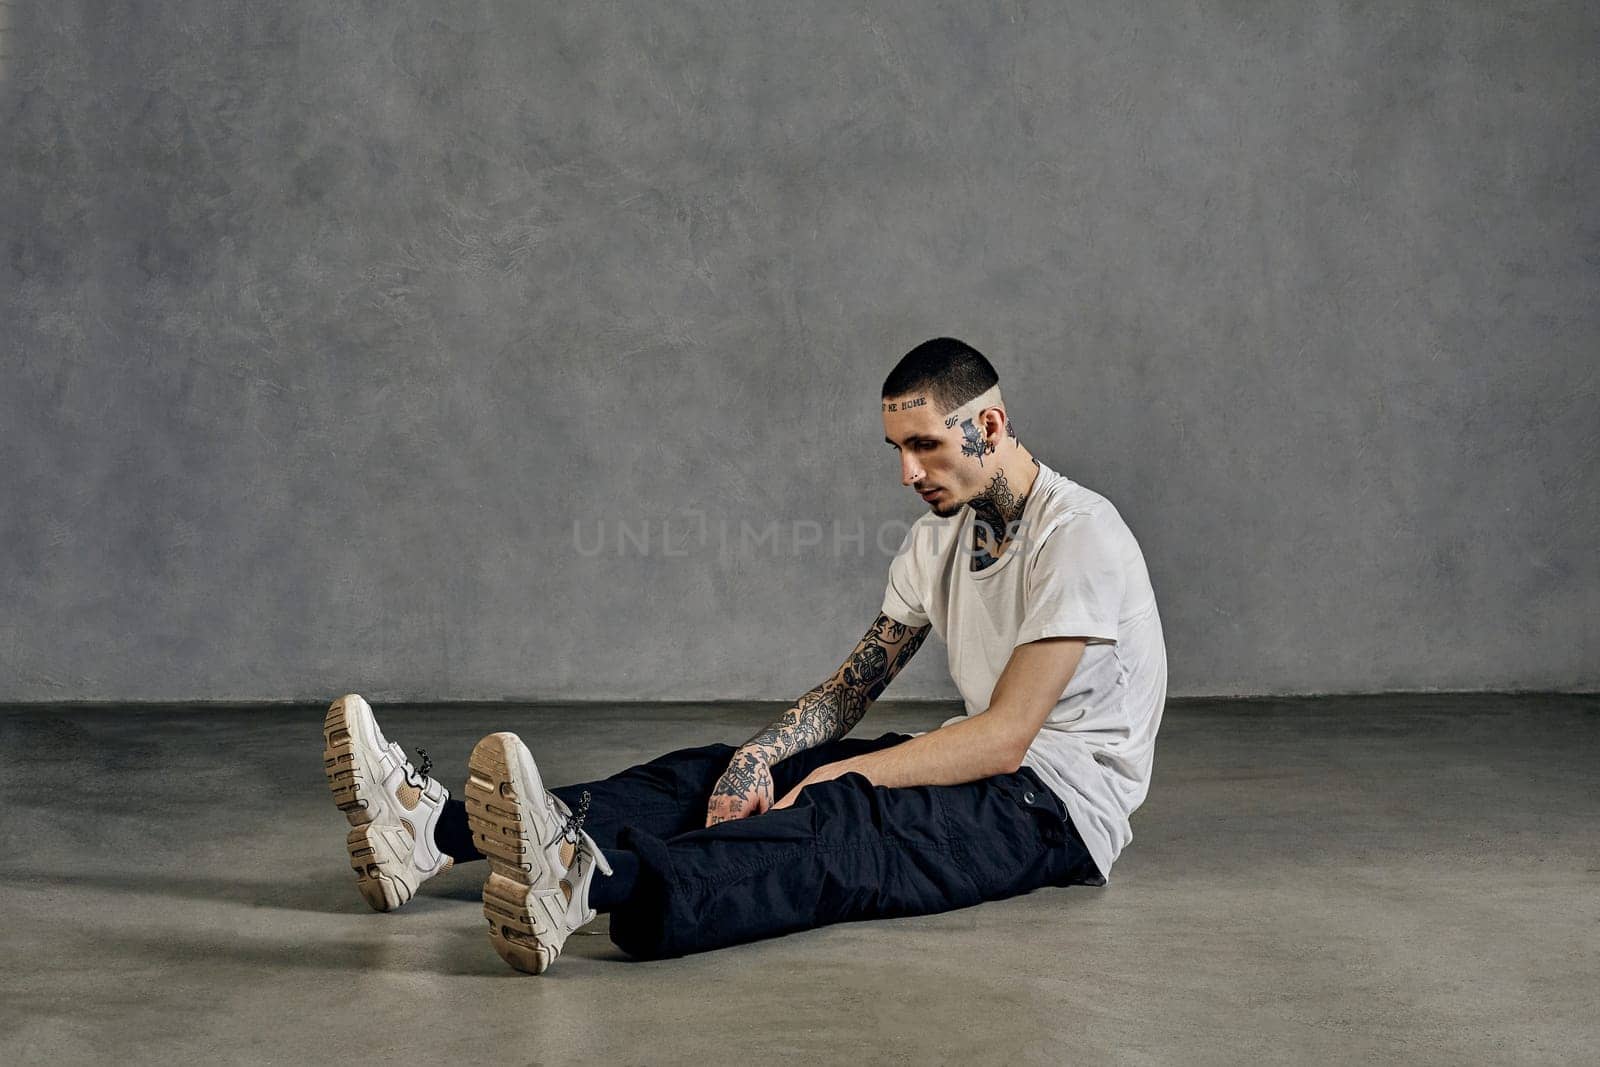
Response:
[2,1,1596,702]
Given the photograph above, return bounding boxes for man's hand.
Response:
[705,747,776,826]
[770,757,864,811]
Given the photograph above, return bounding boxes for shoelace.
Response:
[401,747,434,790]
[558,789,592,843]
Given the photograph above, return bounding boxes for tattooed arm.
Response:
[704,613,930,826]
[743,613,930,763]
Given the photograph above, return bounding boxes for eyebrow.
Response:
[884,435,941,447]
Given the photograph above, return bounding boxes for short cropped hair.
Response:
[881,337,999,414]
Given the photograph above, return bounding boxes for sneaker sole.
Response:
[321,695,433,912]
[464,732,573,975]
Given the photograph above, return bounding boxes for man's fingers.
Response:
[706,803,747,828]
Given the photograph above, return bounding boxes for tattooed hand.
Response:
[705,746,776,827]
[704,613,929,828]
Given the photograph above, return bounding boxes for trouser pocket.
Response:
[1007,768,1103,886]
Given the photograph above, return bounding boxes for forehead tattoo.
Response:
[882,395,930,413]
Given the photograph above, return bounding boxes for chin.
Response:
[931,499,965,519]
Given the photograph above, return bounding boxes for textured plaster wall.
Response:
[2,1,1596,701]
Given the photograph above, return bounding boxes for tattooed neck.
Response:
[968,455,1040,569]
[975,467,1028,528]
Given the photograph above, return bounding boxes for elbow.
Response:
[978,710,1036,777]
[992,735,1030,777]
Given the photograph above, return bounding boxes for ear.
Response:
[979,405,1008,441]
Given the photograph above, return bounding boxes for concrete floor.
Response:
[1,695,1595,1065]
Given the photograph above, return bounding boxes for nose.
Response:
[900,452,924,487]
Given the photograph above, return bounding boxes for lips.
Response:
[919,488,940,500]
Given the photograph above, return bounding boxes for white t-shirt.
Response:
[880,461,1167,881]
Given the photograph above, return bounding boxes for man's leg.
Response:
[605,737,1103,959]
[436,737,912,904]
[432,739,741,864]
[566,732,918,911]
[439,733,918,869]
[464,730,872,974]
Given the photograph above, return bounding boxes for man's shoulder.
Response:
[1025,468,1136,556]
[1029,465,1120,527]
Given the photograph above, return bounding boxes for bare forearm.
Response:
[839,638,1085,788]
[770,638,1090,811]
[838,712,1023,788]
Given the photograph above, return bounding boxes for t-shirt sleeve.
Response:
[1015,511,1126,646]
[880,527,931,628]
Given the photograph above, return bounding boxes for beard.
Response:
[930,497,965,518]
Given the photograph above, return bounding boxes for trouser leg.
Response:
[607,733,1102,959]
[545,741,737,851]
[434,740,737,864]
[437,732,925,862]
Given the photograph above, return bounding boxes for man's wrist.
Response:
[834,753,875,785]
[737,742,778,766]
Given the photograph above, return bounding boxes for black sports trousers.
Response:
[436,731,1105,959]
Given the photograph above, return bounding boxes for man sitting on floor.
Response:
[321,336,1168,973]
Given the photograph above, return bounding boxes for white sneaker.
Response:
[464,731,613,975]
[321,693,454,912]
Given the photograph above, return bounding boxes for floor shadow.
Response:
[2,868,375,915]
[84,928,423,974]
[432,914,633,976]
[428,880,485,902]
